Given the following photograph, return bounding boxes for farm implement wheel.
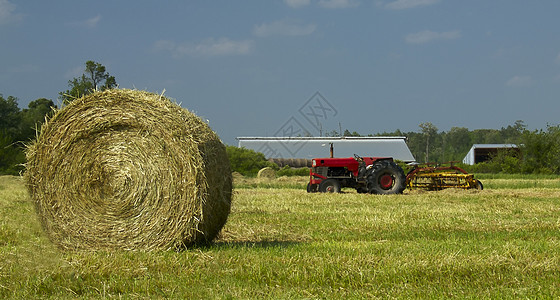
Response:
[476,180,484,190]
[319,179,341,193]
[366,160,406,194]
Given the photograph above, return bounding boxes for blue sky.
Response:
[1,0,559,145]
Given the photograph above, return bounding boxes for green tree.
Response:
[19,98,56,141]
[500,120,526,143]
[0,94,21,137]
[419,122,438,163]
[520,125,560,174]
[0,131,25,175]
[445,127,471,161]
[0,95,56,174]
[59,60,117,104]
[0,94,24,174]
[226,146,276,176]
[470,129,502,144]
[343,129,361,137]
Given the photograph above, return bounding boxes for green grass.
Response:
[476,173,560,189]
[1,175,560,298]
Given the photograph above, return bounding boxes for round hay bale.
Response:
[24,89,232,251]
[257,167,276,179]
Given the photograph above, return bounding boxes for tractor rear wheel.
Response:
[319,179,341,193]
[366,160,406,194]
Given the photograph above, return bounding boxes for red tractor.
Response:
[307,154,406,195]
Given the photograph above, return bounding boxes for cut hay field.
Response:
[1,175,560,298]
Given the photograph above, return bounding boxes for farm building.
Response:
[462,144,519,165]
[237,137,416,166]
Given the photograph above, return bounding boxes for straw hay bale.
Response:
[268,158,312,168]
[24,89,232,251]
[257,167,276,179]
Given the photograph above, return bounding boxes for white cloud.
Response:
[555,52,560,65]
[284,0,311,8]
[84,15,101,28]
[67,14,102,28]
[154,38,254,57]
[253,20,316,37]
[405,30,461,44]
[506,76,534,87]
[385,0,440,10]
[0,0,23,24]
[318,0,360,9]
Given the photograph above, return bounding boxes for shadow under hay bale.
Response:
[24,89,232,251]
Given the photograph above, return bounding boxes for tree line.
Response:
[0,61,116,175]
[339,120,560,174]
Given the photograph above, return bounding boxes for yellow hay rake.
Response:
[406,162,483,191]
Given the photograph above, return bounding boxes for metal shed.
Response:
[462,144,519,165]
[237,137,416,162]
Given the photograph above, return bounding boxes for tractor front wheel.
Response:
[319,179,341,193]
[307,182,318,193]
[366,160,406,194]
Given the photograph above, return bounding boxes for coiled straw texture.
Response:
[25,89,232,251]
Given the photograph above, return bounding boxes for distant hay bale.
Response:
[24,89,232,251]
[268,158,312,168]
[257,167,276,179]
